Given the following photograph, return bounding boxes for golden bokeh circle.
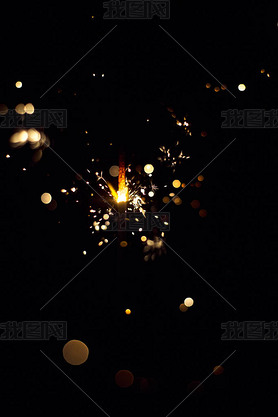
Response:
[63,340,89,365]
[184,297,194,307]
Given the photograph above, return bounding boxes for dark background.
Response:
[0,2,277,416]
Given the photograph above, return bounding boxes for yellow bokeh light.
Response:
[148,191,154,197]
[261,69,265,74]
[214,86,220,92]
[197,175,204,181]
[141,236,147,242]
[173,197,182,205]
[238,84,246,91]
[15,81,22,88]
[61,189,67,193]
[103,214,109,220]
[172,179,181,188]
[24,103,34,114]
[144,164,154,174]
[15,103,25,115]
[162,196,170,203]
[41,193,52,204]
[63,340,89,366]
[125,309,131,315]
[205,83,211,88]
[27,129,41,143]
[9,130,28,147]
[184,297,194,307]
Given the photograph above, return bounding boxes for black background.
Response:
[0,2,277,416]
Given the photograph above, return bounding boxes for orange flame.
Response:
[117,163,128,203]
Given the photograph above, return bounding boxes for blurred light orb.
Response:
[238,84,246,91]
[261,69,265,74]
[120,241,128,247]
[9,130,28,148]
[125,309,131,315]
[197,175,204,181]
[162,196,170,203]
[15,103,25,114]
[184,297,194,307]
[214,86,220,92]
[173,197,182,205]
[199,209,207,218]
[24,103,34,114]
[169,192,175,197]
[201,131,207,137]
[28,128,41,142]
[63,340,89,365]
[190,200,200,209]
[141,236,147,242]
[144,164,154,174]
[0,104,8,115]
[109,165,119,177]
[148,191,154,197]
[172,179,181,188]
[15,81,22,88]
[6,154,10,158]
[213,365,224,375]
[205,83,211,88]
[103,214,109,220]
[179,303,188,312]
[41,192,52,204]
[115,370,134,388]
[32,149,43,163]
